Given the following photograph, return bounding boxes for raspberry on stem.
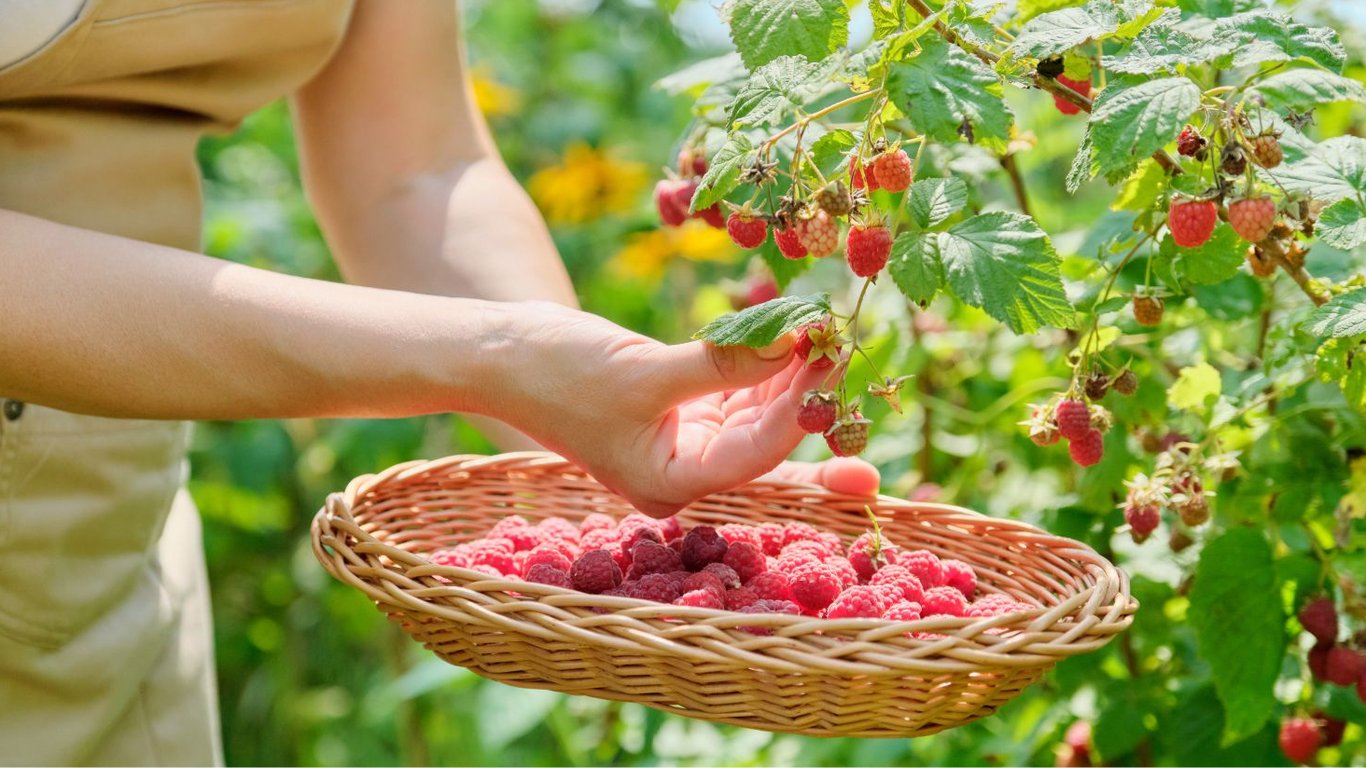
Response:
[1169,198,1218,248]
[1228,197,1276,243]
[846,222,893,278]
[870,148,912,193]
[774,223,808,259]
[797,390,839,434]
[726,210,768,248]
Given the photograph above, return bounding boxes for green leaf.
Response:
[1089,76,1201,178]
[1274,136,1366,204]
[1017,0,1086,23]
[693,293,831,346]
[1188,528,1284,745]
[1008,0,1158,60]
[1067,129,1097,194]
[655,53,748,95]
[1306,288,1366,339]
[886,37,1013,152]
[1318,199,1366,250]
[1104,11,1230,75]
[1211,11,1345,72]
[908,177,969,229]
[1110,159,1165,211]
[869,0,903,39]
[690,135,752,212]
[1317,338,1366,409]
[1168,362,1221,413]
[760,247,811,290]
[1249,69,1366,112]
[888,232,944,304]
[728,55,823,128]
[1166,224,1244,285]
[728,0,850,71]
[808,129,857,178]
[936,212,1073,334]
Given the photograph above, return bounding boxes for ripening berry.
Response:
[870,149,913,193]
[826,413,870,457]
[677,146,708,178]
[1125,503,1160,544]
[1168,198,1218,247]
[1250,133,1283,168]
[1279,718,1322,765]
[1052,74,1091,115]
[815,181,854,216]
[795,209,840,258]
[726,211,769,248]
[1113,369,1138,396]
[1133,295,1164,327]
[1228,196,1277,243]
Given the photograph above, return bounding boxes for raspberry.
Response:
[1052,74,1091,115]
[1309,641,1332,682]
[1250,133,1283,169]
[694,203,725,229]
[680,525,729,571]
[722,542,767,584]
[625,539,684,580]
[1177,494,1210,527]
[579,529,619,554]
[488,515,530,538]
[815,532,843,556]
[1169,198,1217,248]
[580,513,616,534]
[1317,713,1346,748]
[674,589,724,609]
[521,544,573,577]
[1325,645,1364,686]
[747,571,794,602]
[1176,126,1206,157]
[941,559,976,599]
[795,208,839,258]
[899,551,945,589]
[921,585,968,617]
[1055,399,1091,441]
[845,223,893,277]
[538,517,581,544]
[825,557,860,590]
[847,532,894,582]
[1221,143,1247,176]
[725,586,760,610]
[623,572,684,603]
[1247,245,1277,277]
[824,586,885,619]
[782,522,821,547]
[882,600,923,622]
[826,412,870,457]
[1279,718,1321,765]
[1299,598,1338,643]
[1068,428,1105,467]
[570,549,623,594]
[1125,502,1160,544]
[428,548,468,569]
[620,526,663,563]
[757,523,785,556]
[793,321,842,369]
[790,565,842,612]
[702,562,742,590]
[815,180,854,216]
[677,146,707,178]
[465,541,516,575]
[658,516,684,542]
[681,571,727,597]
[967,593,1030,617]
[1133,295,1164,326]
[797,390,839,434]
[1083,371,1110,401]
[1228,196,1276,243]
[738,599,803,634]
[871,583,907,609]
[870,565,926,604]
[716,524,761,550]
[850,158,880,191]
[525,563,573,588]
[1168,528,1194,552]
[774,223,808,259]
[870,148,912,193]
[1113,369,1138,396]
[726,211,769,249]
[654,179,693,227]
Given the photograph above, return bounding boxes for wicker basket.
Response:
[311,452,1136,738]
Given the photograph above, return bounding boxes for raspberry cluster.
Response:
[428,513,1035,626]
[1020,396,1116,468]
[1272,596,1356,764]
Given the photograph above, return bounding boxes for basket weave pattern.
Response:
[312,452,1136,738]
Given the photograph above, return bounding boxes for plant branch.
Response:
[761,91,878,152]
[1000,152,1033,218]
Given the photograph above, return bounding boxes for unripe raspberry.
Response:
[870,149,912,193]
[1133,295,1164,326]
[795,209,839,258]
[1113,369,1138,396]
[826,412,870,457]
[726,211,769,248]
[845,223,893,277]
[1221,143,1247,176]
[1169,198,1218,247]
[1250,133,1283,168]
[1068,428,1104,467]
[1228,196,1277,243]
[1055,399,1091,441]
[815,180,854,216]
[797,390,839,434]
[1279,717,1322,765]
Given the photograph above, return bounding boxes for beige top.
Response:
[0,0,353,763]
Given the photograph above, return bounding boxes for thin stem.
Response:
[761,91,878,152]
[1001,152,1033,218]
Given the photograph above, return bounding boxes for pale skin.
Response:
[0,0,879,517]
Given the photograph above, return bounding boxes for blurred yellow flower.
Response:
[528,143,648,225]
[470,66,521,118]
[612,221,735,282]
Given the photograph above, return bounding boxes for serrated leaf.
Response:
[869,0,902,38]
[808,129,857,178]
[655,53,748,95]
[1306,288,1366,339]
[1166,224,1244,285]
[908,178,969,229]
[1111,159,1165,211]
[1211,11,1345,72]
[888,232,944,304]
[1104,10,1231,75]
[1318,199,1366,251]
[936,212,1073,334]
[690,135,752,212]
[1275,136,1366,204]
[1249,69,1366,111]
[728,0,850,71]
[1008,0,1157,60]
[693,293,831,346]
[1017,0,1086,23]
[728,56,825,127]
[887,36,1013,152]
[1189,528,1283,745]
[1317,338,1366,409]
[1067,129,1097,194]
[1089,76,1201,178]
[1168,362,1221,413]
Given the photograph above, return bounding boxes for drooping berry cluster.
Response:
[1274,596,1358,764]
[1021,396,1116,468]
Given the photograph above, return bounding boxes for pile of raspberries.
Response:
[428,513,1034,622]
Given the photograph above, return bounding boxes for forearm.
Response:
[0,208,512,421]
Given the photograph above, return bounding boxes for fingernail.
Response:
[756,334,794,360]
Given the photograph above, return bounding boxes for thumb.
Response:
[657,333,794,401]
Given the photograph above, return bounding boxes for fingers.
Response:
[654,333,795,402]
[760,459,881,496]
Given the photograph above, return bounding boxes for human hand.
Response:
[760,458,881,496]
[482,302,831,517]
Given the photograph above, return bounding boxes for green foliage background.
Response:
[193,1,1366,765]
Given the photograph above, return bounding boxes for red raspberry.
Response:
[724,211,769,249]
[525,563,573,588]
[658,516,683,542]
[941,559,976,600]
[1299,598,1338,643]
[795,209,839,258]
[1168,198,1217,247]
[737,599,803,634]
[579,529,619,555]
[537,517,580,543]
[680,571,727,597]
[620,526,663,563]
[782,522,821,547]
[826,556,860,590]
[870,564,926,604]
[850,158,880,191]
[747,571,794,602]
[677,146,707,178]
[1052,74,1091,115]
[845,223,893,277]
[725,586,760,610]
[774,223,808,259]
[1133,295,1164,326]
[1325,645,1364,686]
[717,524,762,551]
[625,539,684,580]
[824,586,885,619]
[1055,399,1091,440]
[870,149,912,193]
[465,541,516,576]
[1309,641,1332,682]
[693,204,725,229]
[702,562,742,590]
[790,565,842,612]
[570,549,623,594]
[847,532,894,582]
[654,179,693,227]
[758,523,786,556]
[777,545,826,574]
[622,572,684,603]
[1279,718,1321,765]
[680,525,729,571]
[1318,713,1346,747]
[488,515,530,538]
[797,390,839,434]
[882,600,923,622]
[921,585,968,617]
[722,542,767,584]
[1068,428,1105,467]
[1250,133,1283,169]
[674,589,724,609]
[1125,502,1160,543]
[1176,126,1205,157]
[521,544,573,577]
[580,513,616,534]
[1228,197,1276,243]
[870,583,907,609]
[826,413,870,457]
[966,593,1030,617]
[428,548,468,569]
[899,550,945,589]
